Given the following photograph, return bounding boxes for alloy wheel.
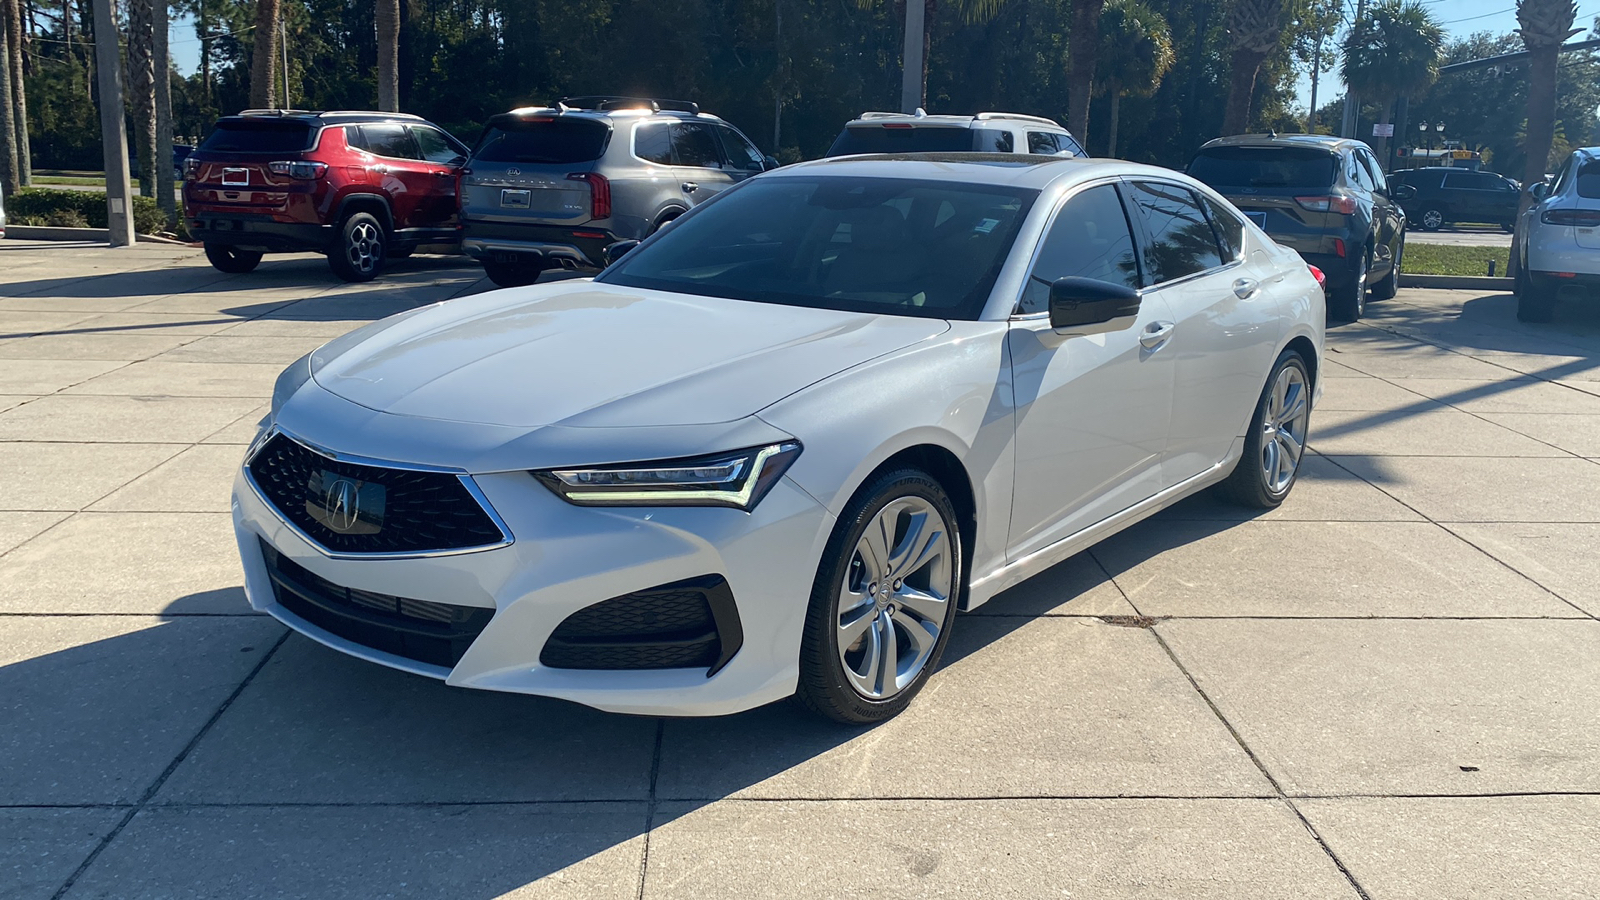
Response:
[346,221,381,274]
[1260,364,1309,494]
[1421,209,1444,230]
[836,496,954,700]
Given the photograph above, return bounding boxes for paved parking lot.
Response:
[3,239,1599,899]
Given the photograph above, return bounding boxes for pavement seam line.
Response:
[636,719,665,900]
[47,628,290,900]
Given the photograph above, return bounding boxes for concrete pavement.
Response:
[2,239,1599,898]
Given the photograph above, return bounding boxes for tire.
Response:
[1327,251,1368,322]
[1418,208,1445,231]
[1500,222,1516,234]
[1371,236,1402,301]
[1219,349,1312,509]
[203,244,262,274]
[482,262,544,288]
[795,469,962,724]
[1517,280,1557,323]
[326,212,386,282]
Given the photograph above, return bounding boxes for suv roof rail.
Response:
[238,108,320,117]
[558,96,701,116]
[974,112,1061,128]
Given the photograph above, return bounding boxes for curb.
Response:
[1399,273,1513,290]
[3,225,188,245]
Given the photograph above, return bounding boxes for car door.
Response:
[1358,149,1404,260]
[408,124,469,231]
[357,123,430,230]
[1006,182,1177,560]
[1131,181,1285,484]
[670,121,734,206]
[712,124,768,184]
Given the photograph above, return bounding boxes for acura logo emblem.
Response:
[306,470,384,536]
[325,478,361,532]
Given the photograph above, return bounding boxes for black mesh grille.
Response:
[247,433,505,555]
[540,576,740,672]
[260,539,492,669]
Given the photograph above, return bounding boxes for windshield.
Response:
[1188,146,1338,189]
[199,120,315,153]
[826,126,1012,156]
[598,176,1037,320]
[473,117,610,164]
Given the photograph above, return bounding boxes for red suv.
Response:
[183,110,470,281]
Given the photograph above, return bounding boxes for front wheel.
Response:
[1218,349,1312,509]
[1419,208,1445,231]
[795,469,961,724]
[203,244,262,274]
[326,212,386,282]
[1371,237,1402,301]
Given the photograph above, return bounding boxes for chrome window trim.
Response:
[243,426,516,560]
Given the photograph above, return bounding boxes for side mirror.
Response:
[603,239,641,267]
[762,155,781,172]
[1529,182,1550,201]
[1049,277,1141,333]
[1391,184,1417,201]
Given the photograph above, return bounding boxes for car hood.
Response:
[310,281,949,428]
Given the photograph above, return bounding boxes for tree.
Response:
[249,0,281,108]
[155,0,176,222]
[858,0,1013,112]
[376,0,399,111]
[0,1,15,195]
[127,0,158,197]
[1067,0,1107,141]
[1291,0,1342,132]
[1340,0,1442,159]
[1222,0,1285,134]
[4,0,29,184]
[1517,0,1580,184]
[1096,0,1173,155]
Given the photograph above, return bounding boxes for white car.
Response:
[1516,146,1600,322]
[235,154,1325,723]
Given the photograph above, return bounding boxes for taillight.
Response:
[1540,208,1600,227]
[268,161,329,180]
[183,158,200,180]
[1295,194,1359,215]
[1308,265,1326,289]
[568,172,611,220]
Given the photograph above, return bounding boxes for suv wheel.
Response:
[1419,208,1445,231]
[1516,266,1557,323]
[327,212,386,282]
[482,262,544,289]
[1328,250,1368,322]
[204,244,263,274]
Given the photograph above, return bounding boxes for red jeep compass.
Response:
[183,110,470,281]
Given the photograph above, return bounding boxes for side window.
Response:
[342,125,367,152]
[1018,184,1141,314]
[411,127,463,164]
[1347,152,1375,191]
[715,125,765,172]
[635,123,674,165]
[1027,131,1060,155]
[360,124,420,160]
[671,122,723,169]
[1363,151,1388,193]
[1127,181,1226,285]
[975,128,1014,152]
[1199,193,1245,261]
[1060,134,1085,157]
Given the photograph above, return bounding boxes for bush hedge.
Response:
[6,188,169,235]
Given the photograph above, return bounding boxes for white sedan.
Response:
[235,154,1324,723]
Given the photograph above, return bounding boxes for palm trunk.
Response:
[0,9,16,196]
[5,0,29,184]
[376,0,399,111]
[1066,0,1105,141]
[154,0,173,222]
[1374,100,1392,165]
[248,0,280,108]
[1522,43,1558,189]
[1223,47,1266,135]
[1307,33,1321,131]
[198,0,210,103]
[126,0,155,197]
[1107,91,1121,158]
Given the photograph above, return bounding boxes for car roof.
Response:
[230,110,428,126]
[773,152,1184,191]
[845,110,1067,130]
[491,97,724,125]
[1198,133,1368,153]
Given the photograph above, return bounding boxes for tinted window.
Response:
[1061,135,1085,157]
[715,125,765,171]
[1347,153,1375,191]
[635,123,674,165]
[1027,132,1060,155]
[1188,146,1339,189]
[1358,151,1386,192]
[472,117,610,164]
[1127,181,1225,284]
[360,124,420,160]
[1019,184,1140,314]
[1444,172,1501,191]
[1577,160,1600,199]
[199,119,315,153]
[826,126,980,156]
[1200,194,1245,260]
[598,176,1037,320]
[672,122,723,168]
[978,129,1015,153]
[412,127,463,164]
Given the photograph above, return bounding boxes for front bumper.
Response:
[231,429,833,717]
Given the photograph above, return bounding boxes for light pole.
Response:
[1418,120,1429,155]
[91,0,136,246]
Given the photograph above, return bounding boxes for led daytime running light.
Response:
[535,442,801,510]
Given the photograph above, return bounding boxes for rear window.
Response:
[1578,161,1600,199]
[472,118,610,164]
[199,120,315,153]
[1188,146,1339,189]
[825,126,1012,157]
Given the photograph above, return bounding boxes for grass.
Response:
[33,175,108,187]
[1405,243,1512,277]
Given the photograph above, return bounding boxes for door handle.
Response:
[1232,277,1260,299]
[682,182,698,193]
[1139,321,1176,349]
[433,169,452,177]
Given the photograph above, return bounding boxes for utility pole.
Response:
[154,0,175,223]
[92,0,136,246]
[1341,0,1368,139]
[1307,30,1323,132]
[900,0,926,113]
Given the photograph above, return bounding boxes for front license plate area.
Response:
[222,167,250,187]
[500,189,532,209]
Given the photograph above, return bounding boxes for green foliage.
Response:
[1340,0,1445,106]
[1097,0,1175,99]
[8,189,168,235]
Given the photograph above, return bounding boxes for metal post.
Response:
[92,0,136,246]
[154,0,175,223]
[900,0,925,114]
[280,18,289,109]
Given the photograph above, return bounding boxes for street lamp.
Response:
[1418,120,1431,154]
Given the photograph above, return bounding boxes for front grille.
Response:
[260,539,492,669]
[540,575,744,675]
[247,433,505,555]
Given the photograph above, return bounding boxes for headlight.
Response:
[533,442,802,510]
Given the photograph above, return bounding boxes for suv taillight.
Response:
[568,172,611,220]
[268,161,329,180]
[183,158,200,180]
[1295,194,1358,215]
[1541,208,1600,227]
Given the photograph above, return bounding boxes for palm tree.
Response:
[4,0,28,185]
[126,0,158,197]
[0,4,15,197]
[1096,0,1173,156]
[857,0,1010,113]
[249,0,281,108]
[1516,0,1580,186]
[376,0,399,112]
[1340,0,1443,160]
[1222,0,1285,134]
[1067,0,1107,142]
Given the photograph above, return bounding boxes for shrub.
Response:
[7,188,168,235]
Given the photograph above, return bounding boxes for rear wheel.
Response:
[1419,208,1445,231]
[1371,237,1403,301]
[203,244,262,274]
[1219,349,1312,509]
[482,262,545,288]
[1327,251,1368,322]
[326,212,386,282]
[1517,278,1557,323]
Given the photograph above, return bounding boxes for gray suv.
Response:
[825,110,1084,158]
[460,97,776,287]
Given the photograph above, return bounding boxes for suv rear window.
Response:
[199,120,316,153]
[1188,146,1338,189]
[826,126,1014,156]
[473,118,610,164]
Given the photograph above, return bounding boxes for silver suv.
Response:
[460,96,775,287]
[825,110,1084,158]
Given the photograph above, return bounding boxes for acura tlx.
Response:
[234,153,1324,723]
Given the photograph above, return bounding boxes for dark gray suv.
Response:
[1188,134,1412,321]
[459,97,776,287]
